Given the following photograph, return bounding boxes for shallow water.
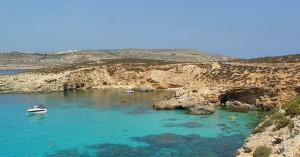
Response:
[0,89,264,157]
[0,69,25,75]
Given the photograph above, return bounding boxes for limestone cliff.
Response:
[1,57,299,111]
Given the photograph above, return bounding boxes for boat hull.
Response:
[125,90,134,93]
[27,109,47,114]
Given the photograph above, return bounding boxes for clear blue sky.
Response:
[0,0,299,58]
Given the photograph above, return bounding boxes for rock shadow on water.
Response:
[125,106,151,115]
[165,118,178,121]
[217,123,232,132]
[222,107,249,113]
[164,121,204,128]
[246,121,260,130]
[47,149,90,157]
[78,101,109,109]
[79,102,95,108]
[47,133,247,157]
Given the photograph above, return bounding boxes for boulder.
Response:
[154,97,198,110]
[188,103,216,115]
[154,99,180,110]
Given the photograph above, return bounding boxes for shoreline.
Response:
[0,57,299,156]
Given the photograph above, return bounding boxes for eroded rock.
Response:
[188,103,216,115]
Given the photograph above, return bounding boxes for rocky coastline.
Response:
[237,97,300,157]
[1,58,299,106]
[1,57,299,112]
[1,55,300,156]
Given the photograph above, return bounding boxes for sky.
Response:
[0,0,299,58]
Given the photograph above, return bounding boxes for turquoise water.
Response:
[0,89,264,157]
[0,69,25,75]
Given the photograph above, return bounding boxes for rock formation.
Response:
[237,114,300,157]
[1,54,300,156]
[188,103,216,115]
[1,56,299,111]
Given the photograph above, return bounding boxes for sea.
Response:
[0,69,25,75]
[0,87,265,157]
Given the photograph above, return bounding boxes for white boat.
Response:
[27,104,47,113]
[125,89,134,93]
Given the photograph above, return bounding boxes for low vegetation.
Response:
[1,49,232,70]
[284,96,300,116]
[271,113,291,131]
[253,146,272,157]
[27,59,180,74]
[234,54,300,63]
[252,96,300,134]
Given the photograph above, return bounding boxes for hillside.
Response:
[0,49,234,70]
[234,54,300,63]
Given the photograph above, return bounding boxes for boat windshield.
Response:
[38,104,46,108]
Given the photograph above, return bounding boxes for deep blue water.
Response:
[0,89,264,157]
[0,69,25,75]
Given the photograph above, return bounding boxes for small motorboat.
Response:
[27,104,47,114]
[125,89,134,93]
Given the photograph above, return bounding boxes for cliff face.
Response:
[0,58,299,110]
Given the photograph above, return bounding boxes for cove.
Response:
[0,89,264,157]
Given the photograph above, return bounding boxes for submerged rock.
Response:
[133,87,154,92]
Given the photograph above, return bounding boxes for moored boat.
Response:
[125,89,134,93]
[27,104,47,113]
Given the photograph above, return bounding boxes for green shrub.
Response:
[267,107,279,116]
[253,146,272,157]
[253,112,291,133]
[253,96,299,134]
[284,96,300,116]
[252,119,272,134]
[272,113,291,131]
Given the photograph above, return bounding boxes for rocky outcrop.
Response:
[236,115,300,157]
[153,96,216,114]
[219,87,280,109]
[154,96,198,110]
[188,103,216,114]
[1,58,299,111]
